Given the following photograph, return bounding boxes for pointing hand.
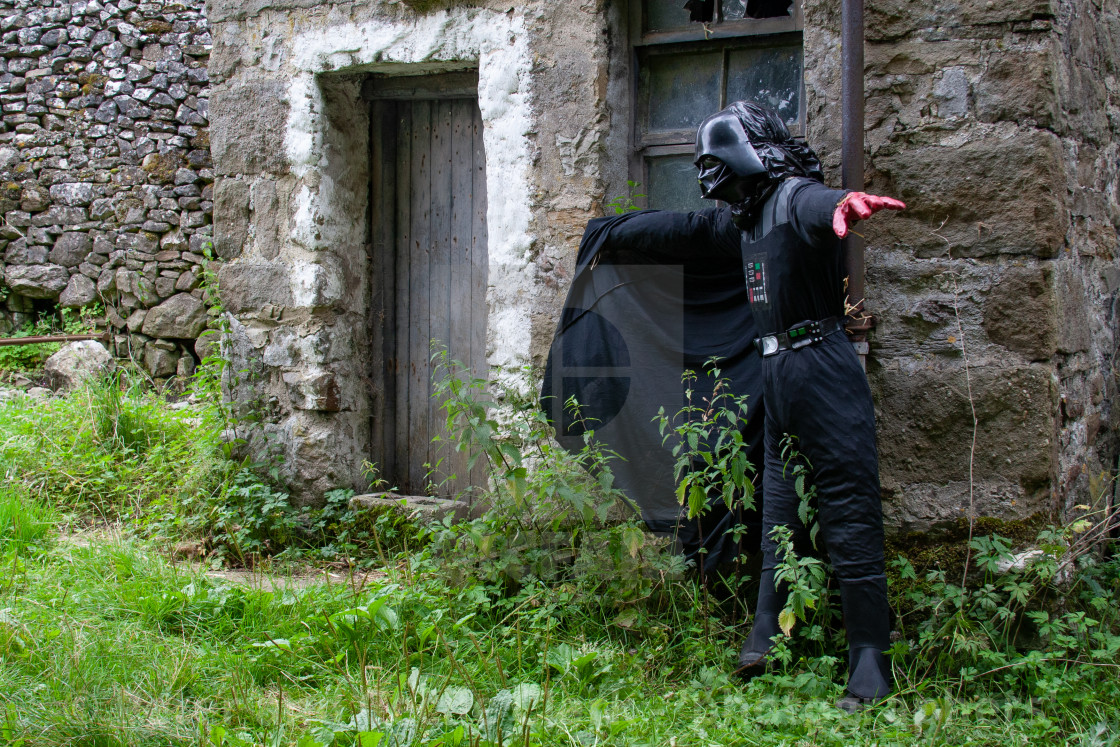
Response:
[833,192,906,238]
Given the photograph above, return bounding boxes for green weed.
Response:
[0,484,56,552]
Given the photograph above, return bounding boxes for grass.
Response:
[1,534,1116,746]
[0,372,233,523]
[0,485,56,552]
[0,371,1117,745]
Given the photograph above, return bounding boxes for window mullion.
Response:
[720,47,729,108]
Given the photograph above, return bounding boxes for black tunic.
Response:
[743,177,886,589]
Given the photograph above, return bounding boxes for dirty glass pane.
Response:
[726,45,802,125]
[722,0,748,19]
[647,154,707,213]
[646,0,694,31]
[647,52,723,132]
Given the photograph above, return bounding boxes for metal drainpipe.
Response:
[841,0,870,367]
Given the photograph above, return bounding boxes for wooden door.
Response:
[369,83,488,499]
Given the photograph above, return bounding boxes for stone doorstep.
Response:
[349,493,471,525]
[349,492,639,528]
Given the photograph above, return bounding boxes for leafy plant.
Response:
[0,305,104,371]
[0,483,56,553]
[420,348,682,607]
[655,361,756,521]
[605,180,646,215]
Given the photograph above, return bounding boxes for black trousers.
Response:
[759,332,886,602]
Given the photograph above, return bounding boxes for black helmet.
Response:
[694,109,768,203]
[694,101,824,213]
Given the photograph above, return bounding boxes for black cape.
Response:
[542,207,765,571]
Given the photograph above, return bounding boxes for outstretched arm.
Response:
[832,192,906,238]
[580,207,742,266]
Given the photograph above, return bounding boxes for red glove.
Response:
[832,192,906,238]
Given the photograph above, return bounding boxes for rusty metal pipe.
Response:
[0,332,110,347]
[841,0,870,345]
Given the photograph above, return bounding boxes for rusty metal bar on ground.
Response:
[0,331,110,347]
[841,0,871,360]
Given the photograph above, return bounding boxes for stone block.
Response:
[32,205,88,227]
[282,370,341,412]
[20,184,49,212]
[106,306,126,330]
[873,362,1055,512]
[49,181,95,206]
[45,341,114,392]
[176,354,197,379]
[210,79,290,175]
[49,231,92,267]
[212,177,249,259]
[250,177,283,260]
[175,268,201,291]
[140,292,208,338]
[155,276,178,298]
[974,48,1058,129]
[348,493,470,527]
[142,151,181,184]
[872,130,1067,258]
[117,232,159,254]
[4,263,69,298]
[206,0,322,23]
[983,265,1055,360]
[126,309,147,333]
[89,198,115,221]
[145,344,180,377]
[58,273,97,308]
[866,0,1056,40]
[1054,263,1091,354]
[218,261,292,313]
[5,240,48,265]
[194,329,219,361]
[96,267,117,296]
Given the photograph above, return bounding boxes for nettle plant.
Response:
[421,349,682,606]
[654,362,757,522]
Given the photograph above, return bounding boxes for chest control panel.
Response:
[746,254,769,307]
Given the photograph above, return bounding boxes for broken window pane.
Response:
[647,51,723,132]
[726,45,802,124]
[722,0,748,19]
[647,154,707,212]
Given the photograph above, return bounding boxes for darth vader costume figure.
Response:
[543,100,903,706]
[695,101,904,707]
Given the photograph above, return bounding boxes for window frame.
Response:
[628,0,805,210]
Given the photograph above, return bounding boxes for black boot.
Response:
[836,577,892,711]
[736,569,786,676]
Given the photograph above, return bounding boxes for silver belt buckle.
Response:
[760,335,779,357]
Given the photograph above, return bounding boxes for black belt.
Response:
[754,317,844,357]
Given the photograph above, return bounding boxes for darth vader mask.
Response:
[694,110,768,204]
[694,101,824,225]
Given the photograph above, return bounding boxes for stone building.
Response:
[1,0,1117,534]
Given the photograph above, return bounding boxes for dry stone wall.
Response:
[0,0,211,379]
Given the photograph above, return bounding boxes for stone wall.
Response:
[850,0,1118,531]
[205,0,1117,528]
[0,0,211,379]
